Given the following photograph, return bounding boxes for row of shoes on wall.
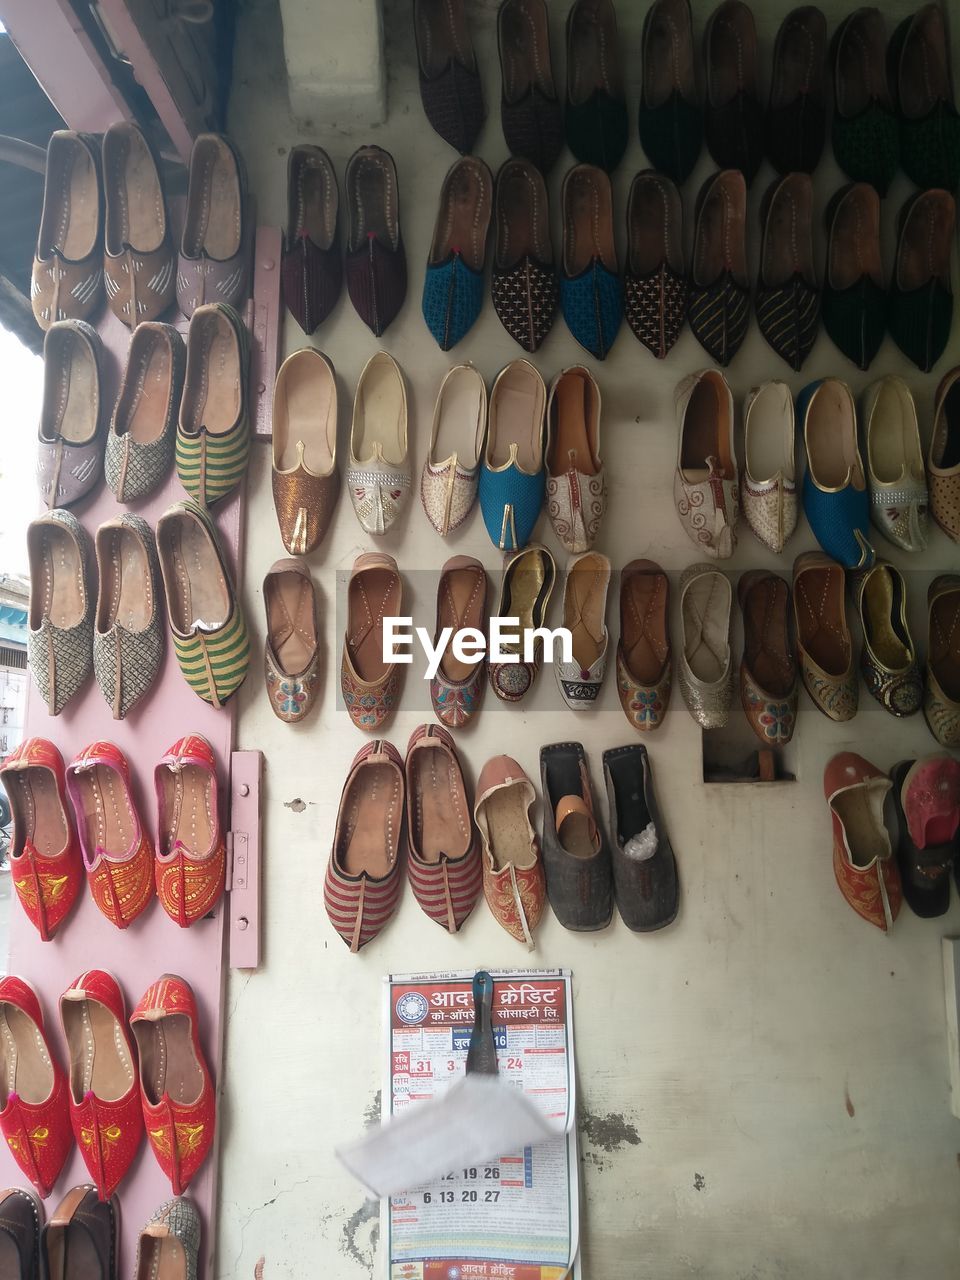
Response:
[32,124,251,330]
[413,0,960,195]
[0,735,226,935]
[0,971,214,1201]
[826,752,960,928]
[325,730,677,951]
[0,1186,200,1280]
[676,367,960,562]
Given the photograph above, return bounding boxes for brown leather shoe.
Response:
[756,172,819,371]
[925,575,960,747]
[688,169,750,366]
[281,145,342,335]
[491,158,558,352]
[431,555,487,728]
[0,1188,42,1280]
[31,132,103,330]
[37,321,104,509]
[41,1186,117,1280]
[102,122,175,327]
[738,570,798,746]
[822,182,885,371]
[264,558,321,724]
[929,366,960,542]
[888,188,955,373]
[617,559,671,732]
[344,146,407,337]
[703,0,764,182]
[272,348,339,554]
[178,133,251,318]
[414,0,485,154]
[341,553,404,731]
[497,0,564,174]
[792,551,857,722]
[625,171,687,360]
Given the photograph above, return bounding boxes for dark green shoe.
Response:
[821,183,886,371]
[888,189,956,374]
[831,8,899,194]
[566,0,628,172]
[888,5,960,192]
[638,0,702,183]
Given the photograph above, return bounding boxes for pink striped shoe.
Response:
[405,725,482,933]
[324,741,405,951]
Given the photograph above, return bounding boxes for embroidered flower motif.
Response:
[275,679,306,716]
[758,701,794,742]
[629,688,663,725]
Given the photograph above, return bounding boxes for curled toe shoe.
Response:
[422,158,493,351]
[560,164,622,359]
[824,753,901,931]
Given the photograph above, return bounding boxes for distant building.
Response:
[0,573,28,759]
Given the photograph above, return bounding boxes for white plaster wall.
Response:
[221,1,960,1276]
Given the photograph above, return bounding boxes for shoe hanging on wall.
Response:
[923,576,960,747]
[41,1186,117,1280]
[677,562,734,730]
[36,320,104,509]
[178,133,252,318]
[497,0,564,174]
[674,368,739,559]
[540,741,613,931]
[422,157,493,351]
[430,555,488,729]
[823,753,901,932]
[792,551,858,722]
[830,7,898,194]
[624,171,687,361]
[798,377,874,569]
[414,0,485,155]
[688,170,749,366]
[703,0,764,183]
[616,559,672,733]
[603,743,680,931]
[861,375,929,553]
[263,557,322,725]
[154,733,228,927]
[887,188,955,374]
[738,570,798,747]
[478,359,546,552]
[741,380,798,555]
[281,145,342,335]
[177,302,250,507]
[560,164,622,360]
[854,561,922,718]
[555,550,610,710]
[347,351,410,536]
[31,131,103,330]
[26,509,94,717]
[421,364,485,538]
[340,553,404,732]
[638,0,702,184]
[491,158,558,352]
[545,365,605,554]
[766,5,827,175]
[889,755,959,919]
[756,172,820,371]
[821,182,885,371]
[474,754,545,949]
[928,367,960,542]
[344,145,407,337]
[565,0,627,173]
[271,347,340,554]
[887,3,960,193]
[105,322,185,504]
[133,1198,201,1280]
[65,741,155,929]
[93,514,165,720]
[102,121,176,327]
[487,543,556,702]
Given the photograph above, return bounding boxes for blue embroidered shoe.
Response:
[478,360,546,551]
[422,157,492,351]
[798,377,875,570]
[560,165,623,359]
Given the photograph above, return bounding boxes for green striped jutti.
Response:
[177,302,251,506]
[157,498,250,708]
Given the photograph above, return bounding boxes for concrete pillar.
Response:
[278,0,386,127]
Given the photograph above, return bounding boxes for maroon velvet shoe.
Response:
[281,145,342,335]
[344,146,407,337]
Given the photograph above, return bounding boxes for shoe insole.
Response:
[863,569,911,669]
[350,154,397,250]
[348,568,401,682]
[43,330,97,445]
[62,996,134,1103]
[746,381,793,481]
[0,1004,53,1106]
[432,160,490,271]
[605,753,650,845]
[497,162,550,265]
[565,557,607,670]
[105,128,164,255]
[53,1223,101,1280]
[832,787,888,867]
[33,525,85,630]
[829,186,882,289]
[708,4,755,106]
[433,371,482,467]
[266,572,316,675]
[483,786,535,871]
[898,195,955,290]
[627,176,682,275]
[681,374,733,478]
[164,518,228,633]
[134,1012,202,1107]
[836,10,887,117]
[694,176,746,284]
[542,752,581,813]
[683,574,729,682]
[796,568,849,676]
[409,742,470,862]
[622,572,668,683]
[806,384,858,488]
[275,361,335,472]
[43,138,98,261]
[136,1234,188,1280]
[548,374,596,476]
[503,559,546,635]
[771,10,821,107]
[900,6,950,118]
[73,763,134,859]
[564,168,615,275]
[8,769,66,859]
[937,385,960,468]
[291,154,336,247]
[184,137,241,261]
[568,0,619,103]
[439,565,485,682]
[182,312,241,437]
[97,526,151,633]
[500,0,554,102]
[340,762,400,878]
[557,807,596,858]
[353,361,405,465]
[417,0,474,77]
[763,178,813,286]
[742,578,793,695]
[870,384,922,482]
[643,0,693,105]
[930,592,960,700]
[159,763,216,858]
[120,334,173,445]
[490,369,543,471]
